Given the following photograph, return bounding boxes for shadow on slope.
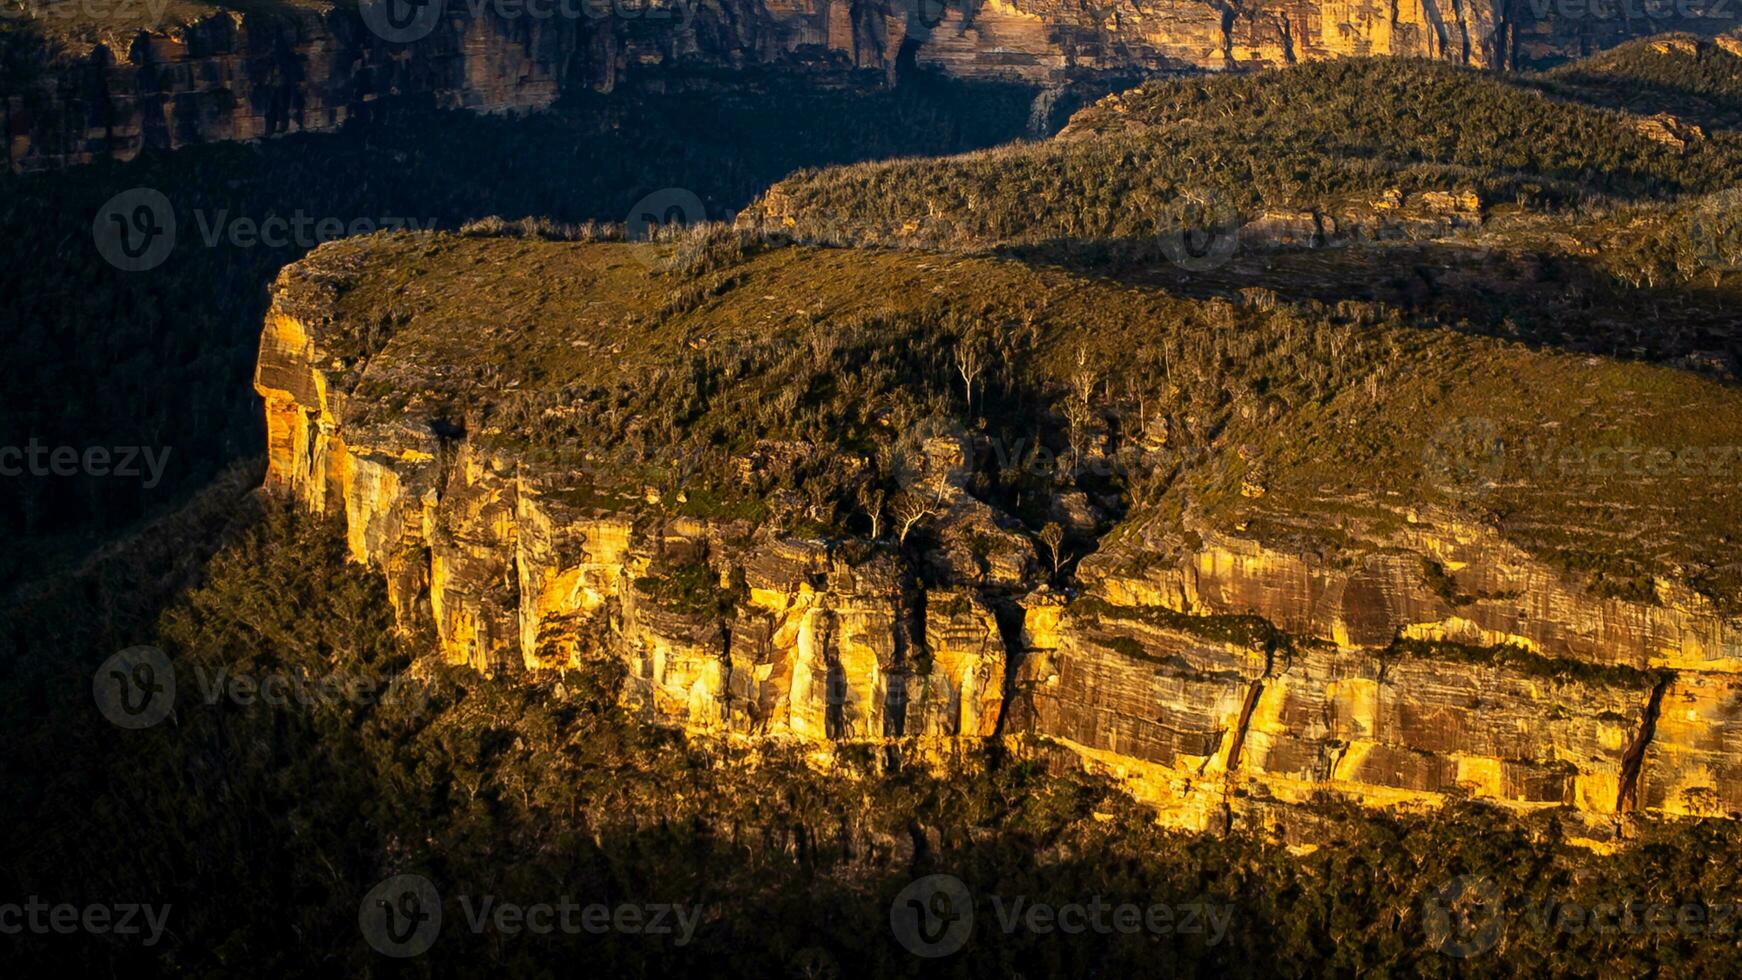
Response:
[0,70,1039,594]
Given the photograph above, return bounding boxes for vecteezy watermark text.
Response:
[456,895,701,941]
[889,873,1233,957]
[358,875,701,957]
[93,188,438,272]
[0,898,171,946]
[358,0,698,44]
[1423,416,1742,498]
[93,645,437,730]
[0,440,170,488]
[1423,875,1742,958]
[1,0,174,24]
[1524,0,1739,19]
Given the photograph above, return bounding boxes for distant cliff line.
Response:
[8,0,1742,171]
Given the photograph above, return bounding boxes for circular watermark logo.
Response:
[1158,189,1238,273]
[906,0,949,28]
[1422,875,1504,958]
[93,188,175,273]
[890,873,973,957]
[359,0,444,43]
[626,187,707,269]
[1422,416,1504,499]
[360,873,443,957]
[93,645,175,729]
[627,187,705,233]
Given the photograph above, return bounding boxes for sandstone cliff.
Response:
[1018,517,1742,837]
[254,232,1742,843]
[10,0,1740,170]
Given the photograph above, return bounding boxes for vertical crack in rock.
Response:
[719,616,736,726]
[1497,3,1514,70]
[1328,739,1353,785]
[1218,7,1237,68]
[1216,630,1283,830]
[987,594,1029,740]
[1420,0,1451,60]
[1216,675,1268,833]
[888,580,926,739]
[1447,0,1471,64]
[1617,674,1672,815]
[821,610,846,739]
[1224,679,1266,775]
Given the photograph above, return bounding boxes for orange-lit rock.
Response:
[256,239,1742,842]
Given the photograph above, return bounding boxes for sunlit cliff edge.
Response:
[253,227,1742,846]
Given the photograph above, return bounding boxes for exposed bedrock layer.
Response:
[254,238,1742,841]
[1017,465,1741,833]
[254,302,1011,741]
[11,0,1740,169]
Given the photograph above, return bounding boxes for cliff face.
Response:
[6,0,896,171]
[254,234,1742,841]
[905,0,1505,77]
[11,0,1739,170]
[253,302,1008,742]
[6,6,572,171]
[1018,519,1742,836]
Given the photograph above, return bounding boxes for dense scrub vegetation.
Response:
[758,57,1742,251]
[5,503,1742,976]
[1594,185,1742,287]
[300,230,1742,608]
[0,71,1038,594]
[1533,34,1742,131]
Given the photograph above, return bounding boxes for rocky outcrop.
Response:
[1085,519,1742,673]
[1020,512,1742,835]
[11,0,1738,170]
[255,236,1742,843]
[253,298,1007,741]
[876,0,1738,79]
[1016,598,1661,834]
[1635,111,1705,152]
